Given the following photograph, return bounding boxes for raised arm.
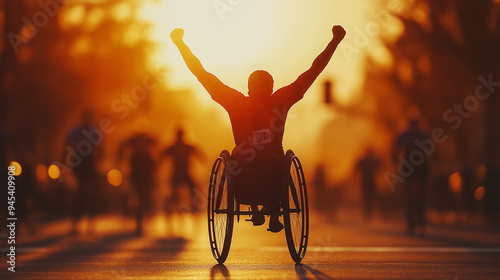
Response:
[170,28,240,102]
[170,29,208,79]
[295,25,346,92]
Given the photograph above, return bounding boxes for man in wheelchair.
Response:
[171,25,346,232]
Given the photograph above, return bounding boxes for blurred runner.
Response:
[355,148,381,222]
[118,128,157,235]
[64,110,102,234]
[392,117,430,235]
[159,128,204,214]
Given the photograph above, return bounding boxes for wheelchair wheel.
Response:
[208,150,234,264]
[283,150,309,263]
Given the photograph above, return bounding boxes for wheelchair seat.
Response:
[231,153,284,206]
[208,149,309,264]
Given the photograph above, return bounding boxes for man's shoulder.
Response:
[224,95,251,110]
[272,81,305,107]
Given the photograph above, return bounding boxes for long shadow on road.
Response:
[295,264,336,280]
[6,233,188,277]
[210,264,230,280]
[344,223,500,248]
[209,263,336,280]
[17,233,141,268]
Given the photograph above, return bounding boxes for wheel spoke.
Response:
[208,151,234,263]
[284,153,308,263]
[289,161,303,252]
[289,174,300,209]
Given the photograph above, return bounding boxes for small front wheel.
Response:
[208,150,234,264]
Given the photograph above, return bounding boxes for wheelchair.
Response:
[208,149,309,264]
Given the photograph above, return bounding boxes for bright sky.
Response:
[135,0,402,180]
[138,0,376,104]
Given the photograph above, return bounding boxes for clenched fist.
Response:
[332,25,346,42]
[170,28,184,45]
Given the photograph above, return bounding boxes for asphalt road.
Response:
[1,214,500,279]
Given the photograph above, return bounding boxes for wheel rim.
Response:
[284,153,309,262]
[208,153,233,262]
[289,158,304,254]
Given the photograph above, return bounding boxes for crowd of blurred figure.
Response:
[1,107,498,238]
[0,110,205,236]
[1,0,499,239]
[313,113,499,235]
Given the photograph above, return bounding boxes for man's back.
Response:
[66,124,97,180]
[128,134,156,176]
[211,82,304,158]
[164,141,194,177]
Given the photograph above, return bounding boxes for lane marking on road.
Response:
[260,247,500,253]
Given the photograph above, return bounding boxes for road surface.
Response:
[1,213,499,279]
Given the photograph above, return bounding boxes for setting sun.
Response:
[126,0,406,180]
[138,0,376,103]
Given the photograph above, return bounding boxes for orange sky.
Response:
[140,0,372,101]
[130,0,406,182]
[113,0,404,185]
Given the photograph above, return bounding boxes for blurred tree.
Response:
[0,0,162,220]
[366,0,500,218]
[0,0,157,163]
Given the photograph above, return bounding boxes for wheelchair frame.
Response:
[207,149,309,264]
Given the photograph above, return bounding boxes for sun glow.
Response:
[138,0,375,101]
[136,0,398,180]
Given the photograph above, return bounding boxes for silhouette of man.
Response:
[392,118,430,235]
[355,148,380,222]
[65,110,101,234]
[160,128,203,214]
[313,163,327,212]
[312,163,338,222]
[118,131,157,235]
[171,25,346,232]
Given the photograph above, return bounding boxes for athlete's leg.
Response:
[166,179,180,214]
[250,204,265,226]
[268,202,284,233]
[185,176,199,213]
[71,179,85,235]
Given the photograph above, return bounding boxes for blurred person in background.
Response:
[312,163,342,223]
[460,163,476,218]
[355,148,381,222]
[313,164,328,215]
[159,128,204,215]
[0,127,8,168]
[118,126,157,235]
[484,166,500,227]
[391,116,430,235]
[64,110,102,234]
[11,123,38,236]
[0,123,10,226]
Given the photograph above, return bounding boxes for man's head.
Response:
[248,70,273,100]
[81,109,95,126]
[176,128,184,141]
